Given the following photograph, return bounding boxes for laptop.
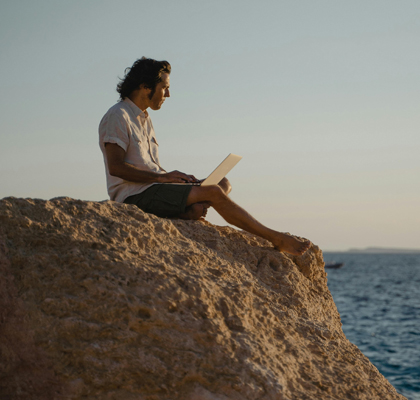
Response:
[171,153,242,186]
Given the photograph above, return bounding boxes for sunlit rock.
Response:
[0,197,406,399]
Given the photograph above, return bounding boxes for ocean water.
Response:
[324,253,420,400]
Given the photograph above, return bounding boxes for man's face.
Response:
[148,73,170,110]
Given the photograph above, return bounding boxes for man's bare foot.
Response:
[271,232,311,256]
[178,202,210,220]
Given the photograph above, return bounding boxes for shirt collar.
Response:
[123,98,149,118]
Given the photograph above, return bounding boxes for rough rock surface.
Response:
[0,197,406,400]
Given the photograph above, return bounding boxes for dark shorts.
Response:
[123,184,193,218]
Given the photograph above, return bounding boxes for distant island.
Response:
[348,247,420,254]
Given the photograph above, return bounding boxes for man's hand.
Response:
[160,170,199,183]
[105,143,199,184]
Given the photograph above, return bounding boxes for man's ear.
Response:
[139,83,151,93]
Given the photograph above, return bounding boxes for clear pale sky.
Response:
[1,0,419,251]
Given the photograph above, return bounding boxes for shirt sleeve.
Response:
[99,110,130,152]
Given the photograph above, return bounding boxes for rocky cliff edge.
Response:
[0,197,405,400]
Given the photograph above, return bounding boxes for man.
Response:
[99,57,311,256]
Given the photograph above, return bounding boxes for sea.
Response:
[324,252,420,400]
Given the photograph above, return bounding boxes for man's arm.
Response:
[105,143,198,184]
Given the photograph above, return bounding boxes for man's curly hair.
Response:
[116,57,171,100]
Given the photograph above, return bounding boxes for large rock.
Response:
[0,197,405,400]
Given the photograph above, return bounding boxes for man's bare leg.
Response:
[218,177,232,195]
[186,185,311,255]
[178,178,231,221]
[178,202,210,220]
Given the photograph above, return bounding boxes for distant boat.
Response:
[325,262,344,269]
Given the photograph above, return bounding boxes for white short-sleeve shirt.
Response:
[99,98,166,202]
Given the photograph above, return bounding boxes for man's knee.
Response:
[187,184,227,206]
[218,177,232,194]
[207,184,226,198]
[202,184,229,206]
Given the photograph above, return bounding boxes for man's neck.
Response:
[128,91,149,114]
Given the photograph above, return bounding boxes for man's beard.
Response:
[148,87,156,100]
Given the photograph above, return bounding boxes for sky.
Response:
[1,0,419,251]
